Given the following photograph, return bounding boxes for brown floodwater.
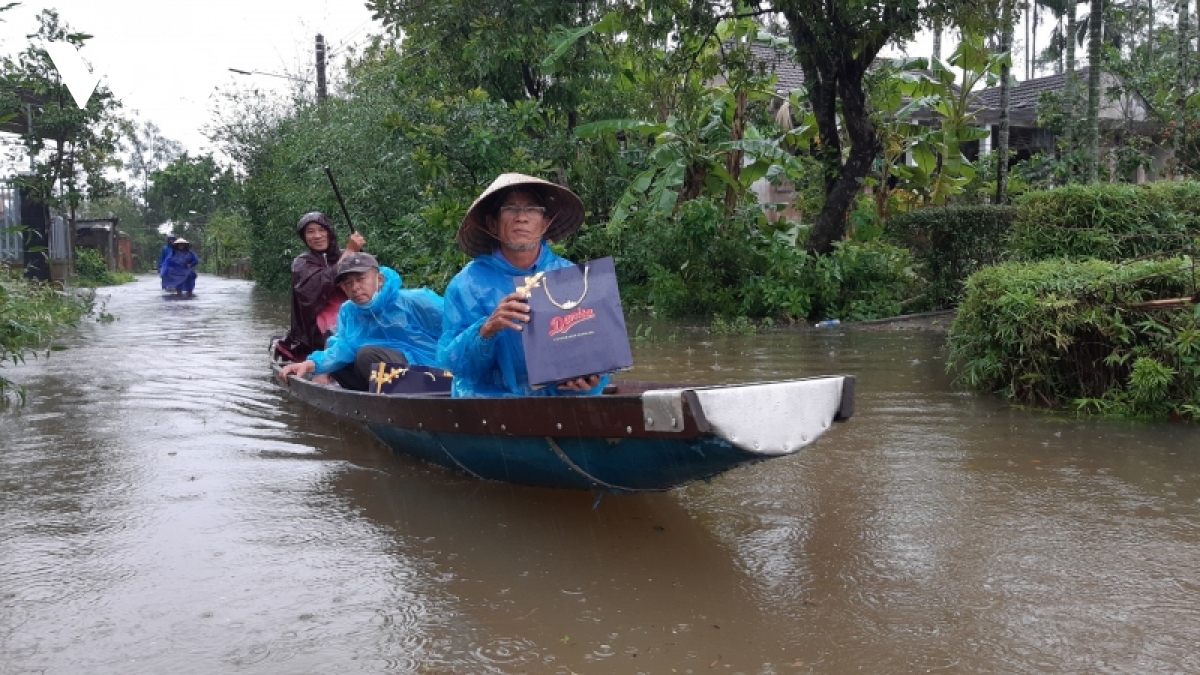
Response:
[2,274,1199,674]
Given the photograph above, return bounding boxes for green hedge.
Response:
[1010,182,1200,261]
[569,197,919,321]
[947,257,1200,419]
[885,205,1017,309]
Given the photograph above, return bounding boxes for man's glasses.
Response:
[499,205,547,217]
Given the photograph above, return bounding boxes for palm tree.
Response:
[1086,0,1102,183]
[1037,0,1082,173]
[998,0,1015,202]
[1146,0,1155,66]
[932,16,943,62]
[1174,0,1190,167]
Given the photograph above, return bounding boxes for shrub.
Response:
[805,239,919,321]
[217,48,604,294]
[886,205,1017,309]
[73,247,118,286]
[571,197,918,322]
[947,257,1200,419]
[1,269,96,400]
[1009,182,1200,262]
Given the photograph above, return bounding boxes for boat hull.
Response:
[368,425,762,492]
[279,373,855,492]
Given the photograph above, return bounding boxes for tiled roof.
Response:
[971,68,1091,113]
[734,41,805,94]
[736,42,957,103]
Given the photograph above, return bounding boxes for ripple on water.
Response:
[470,635,542,668]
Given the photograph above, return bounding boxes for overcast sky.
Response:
[1,0,380,160]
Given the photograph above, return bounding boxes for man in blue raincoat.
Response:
[157,234,176,277]
[277,252,444,391]
[437,173,608,398]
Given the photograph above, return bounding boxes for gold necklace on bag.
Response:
[542,265,590,310]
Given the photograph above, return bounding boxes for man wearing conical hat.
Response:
[437,173,609,397]
[161,237,199,297]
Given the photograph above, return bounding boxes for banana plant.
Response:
[571,14,799,230]
[884,34,1009,206]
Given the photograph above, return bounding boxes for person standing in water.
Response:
[161,238,199,297]
[157,234,177,278]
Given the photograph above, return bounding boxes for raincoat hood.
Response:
[346,266,402,311]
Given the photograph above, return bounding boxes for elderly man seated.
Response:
[278,252,444,391]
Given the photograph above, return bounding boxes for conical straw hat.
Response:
[456,173,584,258]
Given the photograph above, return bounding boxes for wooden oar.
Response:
[323,167,357,234]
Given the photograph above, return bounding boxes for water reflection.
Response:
[1,274,1199,673]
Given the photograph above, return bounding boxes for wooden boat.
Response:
[278,373,855,492]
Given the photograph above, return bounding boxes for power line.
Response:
[326,18,377,58]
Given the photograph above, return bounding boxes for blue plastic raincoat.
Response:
[161,249,198,292]
[157,245,171,277]
[309,267,444,375]
[438,244,610,398]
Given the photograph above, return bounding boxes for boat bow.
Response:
[644,376,853,456]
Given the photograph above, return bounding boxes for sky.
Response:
[0,0,380,159]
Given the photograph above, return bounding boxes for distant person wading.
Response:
[160,238,198,297]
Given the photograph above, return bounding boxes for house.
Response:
[727,42,1172,214]
[969,68,1171,180]
[75,218,123,271]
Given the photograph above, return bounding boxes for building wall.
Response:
[117,234,133,272]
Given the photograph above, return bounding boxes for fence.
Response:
[48,215,69,260]
[0,181,21,262]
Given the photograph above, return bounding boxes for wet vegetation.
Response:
[949,257,1200,419]
[72,248,134,288]
[886,205,1018,310]
[947,182,1200,419]
[0,270,96,401]
[4,2,1200,417]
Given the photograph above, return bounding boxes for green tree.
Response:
[0,9,123,221]
[772,0,985,254]
[120,119,183,212]
[572,17,794,227]
[145,152,238,230]
[365,0,619,129]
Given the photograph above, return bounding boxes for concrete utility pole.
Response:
[315,34,327,104]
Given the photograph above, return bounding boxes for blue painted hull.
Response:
[368,425,759,492]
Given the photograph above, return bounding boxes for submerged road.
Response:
[2,273,1199,673]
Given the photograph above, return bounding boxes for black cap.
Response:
[334,252,379,283]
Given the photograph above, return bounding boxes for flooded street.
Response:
[3,273,1200,674]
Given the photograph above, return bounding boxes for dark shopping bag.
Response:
[369,363,453,394]
[513,257,634,388]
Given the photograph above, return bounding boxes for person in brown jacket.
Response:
[272,212,365,363]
